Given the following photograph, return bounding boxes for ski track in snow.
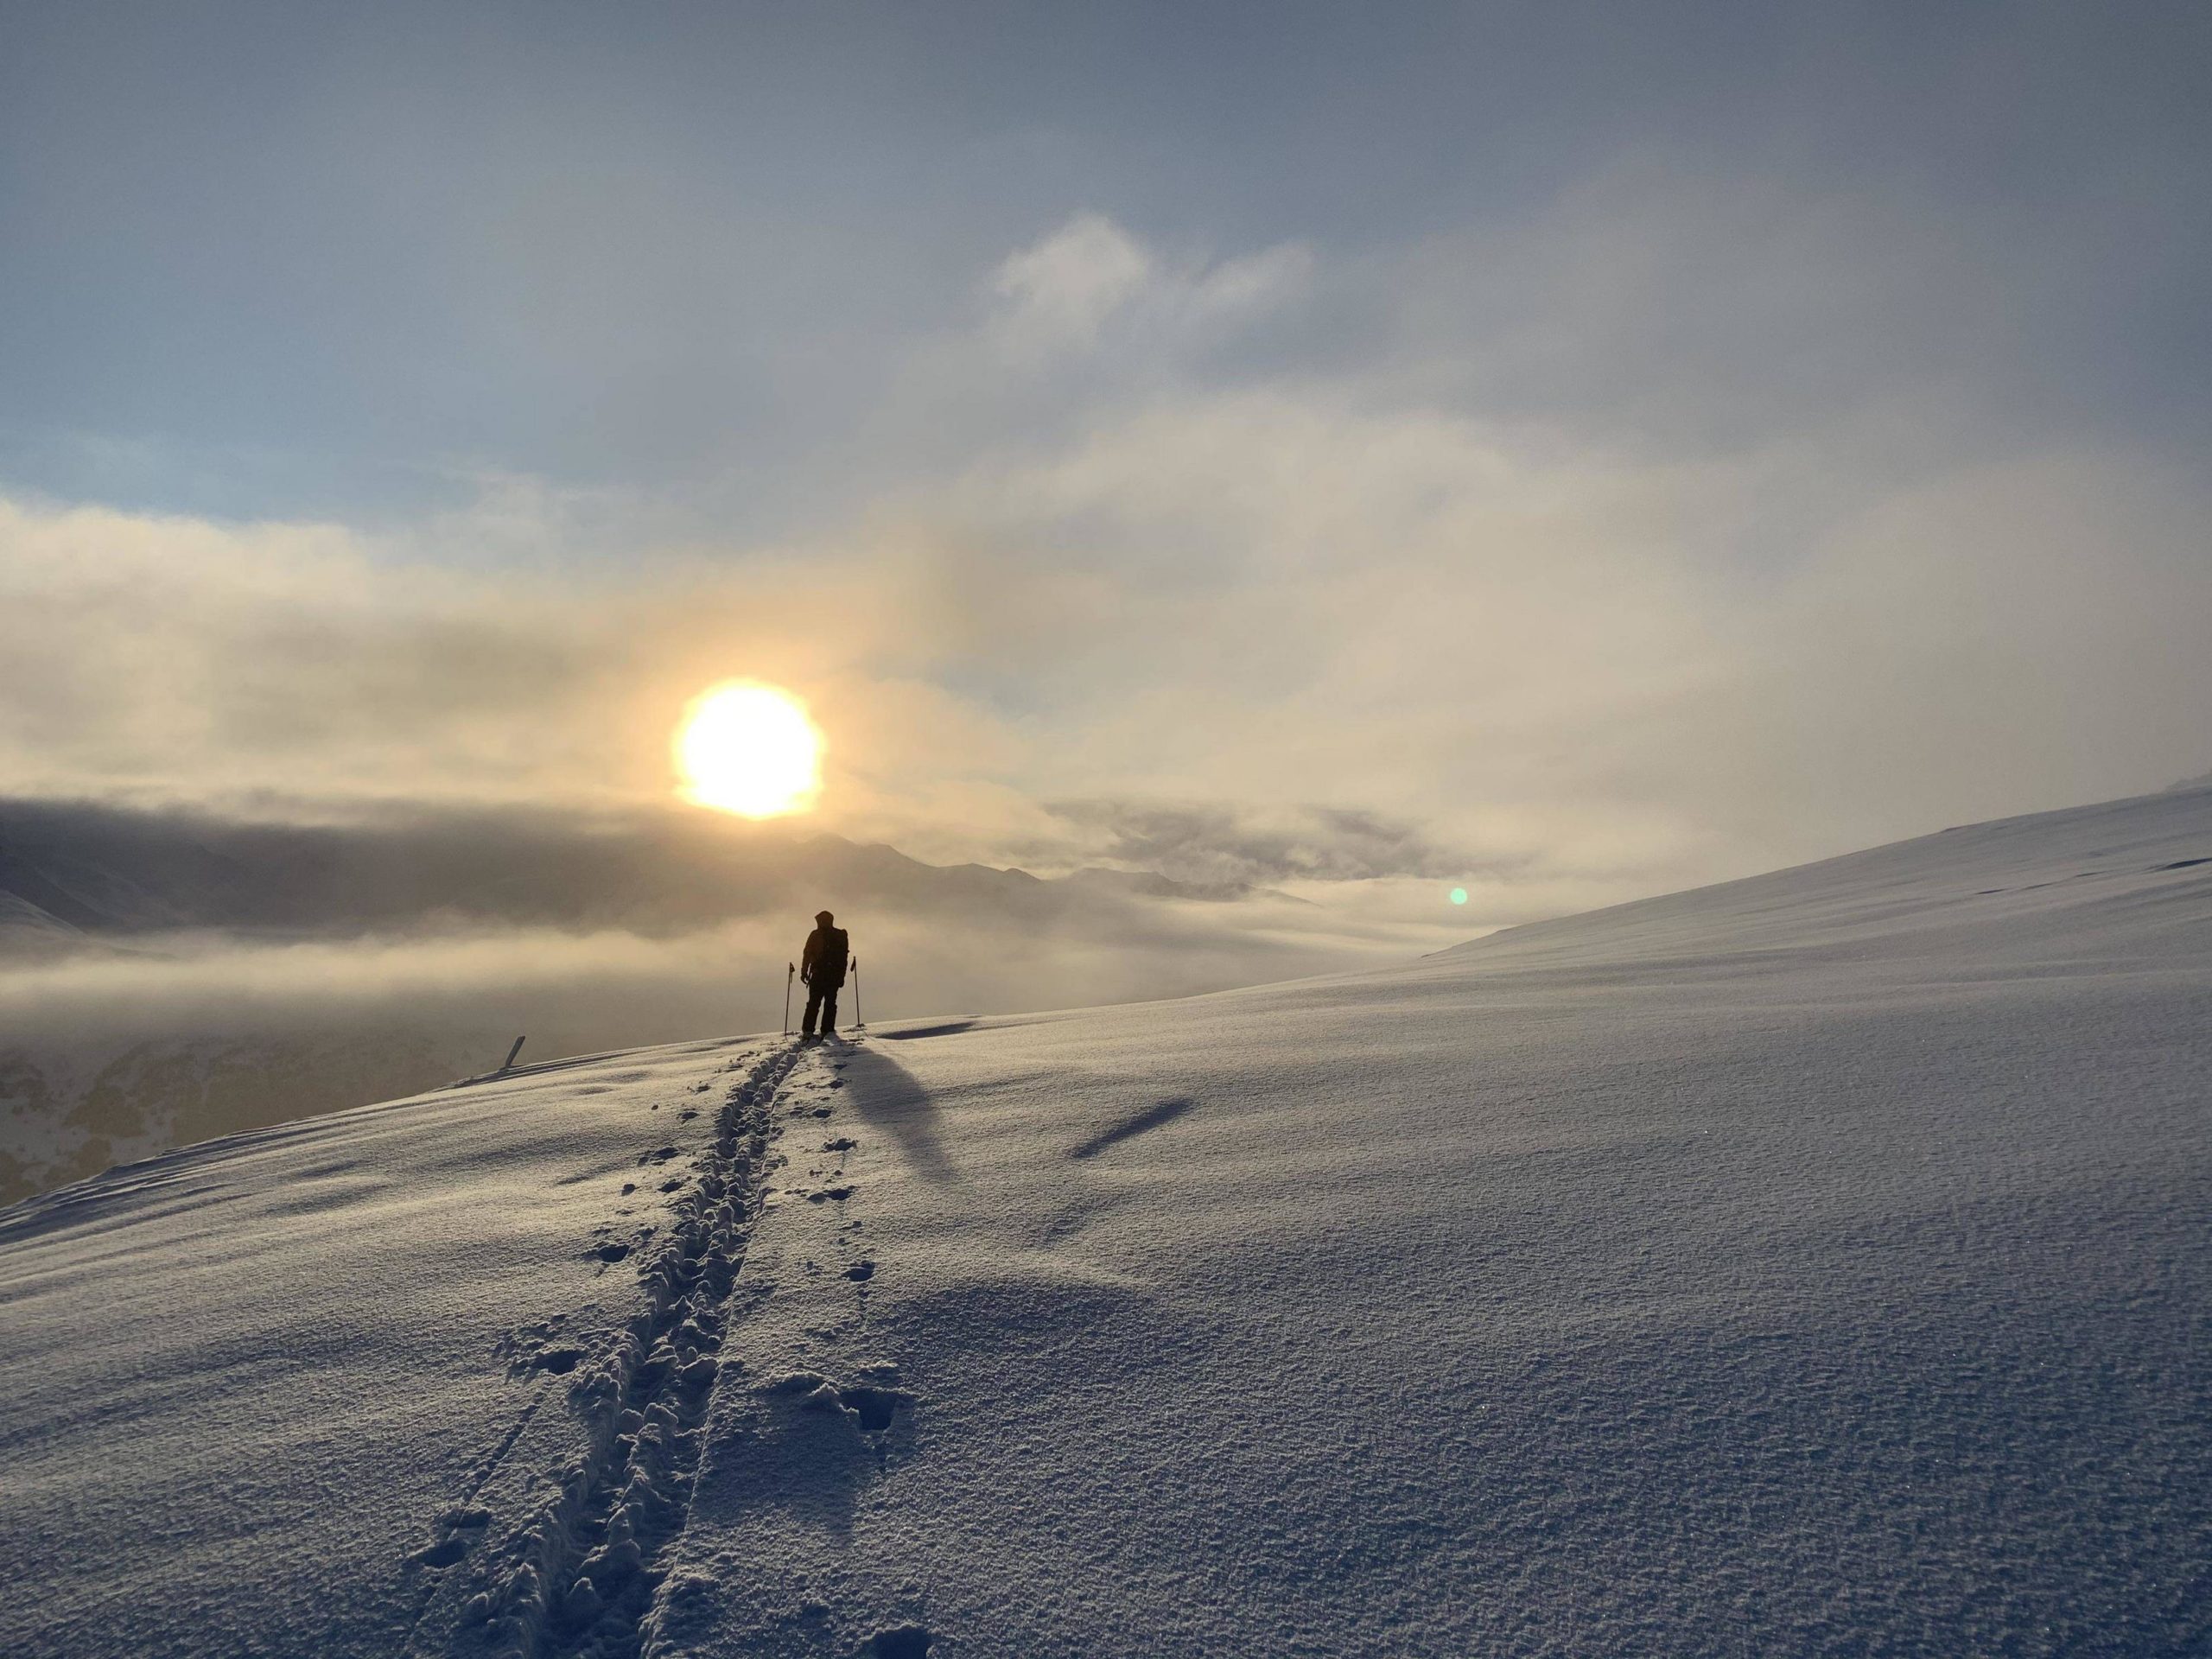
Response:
[432,1040,806,1659]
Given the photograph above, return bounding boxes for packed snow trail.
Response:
[414,1040,806,1658]
[2,784,2209,1656]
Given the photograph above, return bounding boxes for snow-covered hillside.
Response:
[3,787,2207,1657]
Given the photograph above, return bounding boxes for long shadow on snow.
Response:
[839,1045,958,1185]
[875,1019,977,1041]
[1070,1096,1195,1160]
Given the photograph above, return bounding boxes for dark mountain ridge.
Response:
[0,797,1238,950]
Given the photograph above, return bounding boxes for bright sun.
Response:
[673,680,824,818]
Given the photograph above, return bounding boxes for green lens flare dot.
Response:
[1449,887,1468,906]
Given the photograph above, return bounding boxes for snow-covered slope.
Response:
[3,788,2207,1657]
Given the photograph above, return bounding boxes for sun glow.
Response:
[674,681,824,818]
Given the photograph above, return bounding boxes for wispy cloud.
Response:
[985,212,1312,366]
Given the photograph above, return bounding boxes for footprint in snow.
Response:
[497,1319,584,1380]
[408,1504,491,1570]
[766,1370,913,1435]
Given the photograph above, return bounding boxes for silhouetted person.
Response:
[799,910,851,1039]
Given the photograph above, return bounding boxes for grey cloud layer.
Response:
[7,3,2206,524]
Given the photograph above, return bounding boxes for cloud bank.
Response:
[5,202,2209,937]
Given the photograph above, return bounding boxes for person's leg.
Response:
[803,985,825,1035]
[819,987,840,1034]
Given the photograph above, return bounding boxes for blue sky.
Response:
[3,1,2209,925]
[7,2,2206,524]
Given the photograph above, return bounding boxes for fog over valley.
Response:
[0,798,1446,1202]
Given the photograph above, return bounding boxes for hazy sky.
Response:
[4,1,2209,925]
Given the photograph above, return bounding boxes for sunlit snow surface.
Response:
[3,789,2208,1657]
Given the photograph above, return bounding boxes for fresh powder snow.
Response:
[2,785,2207,1656]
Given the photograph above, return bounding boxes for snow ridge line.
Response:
[467,1040,801,1659]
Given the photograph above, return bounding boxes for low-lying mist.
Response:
[0,898,1426,1205]
[0,794,1482,1203]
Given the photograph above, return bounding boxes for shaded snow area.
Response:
[3,786,2209,1657]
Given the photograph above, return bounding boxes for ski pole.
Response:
[783,963,795,1035]
[851,958,861,1028]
